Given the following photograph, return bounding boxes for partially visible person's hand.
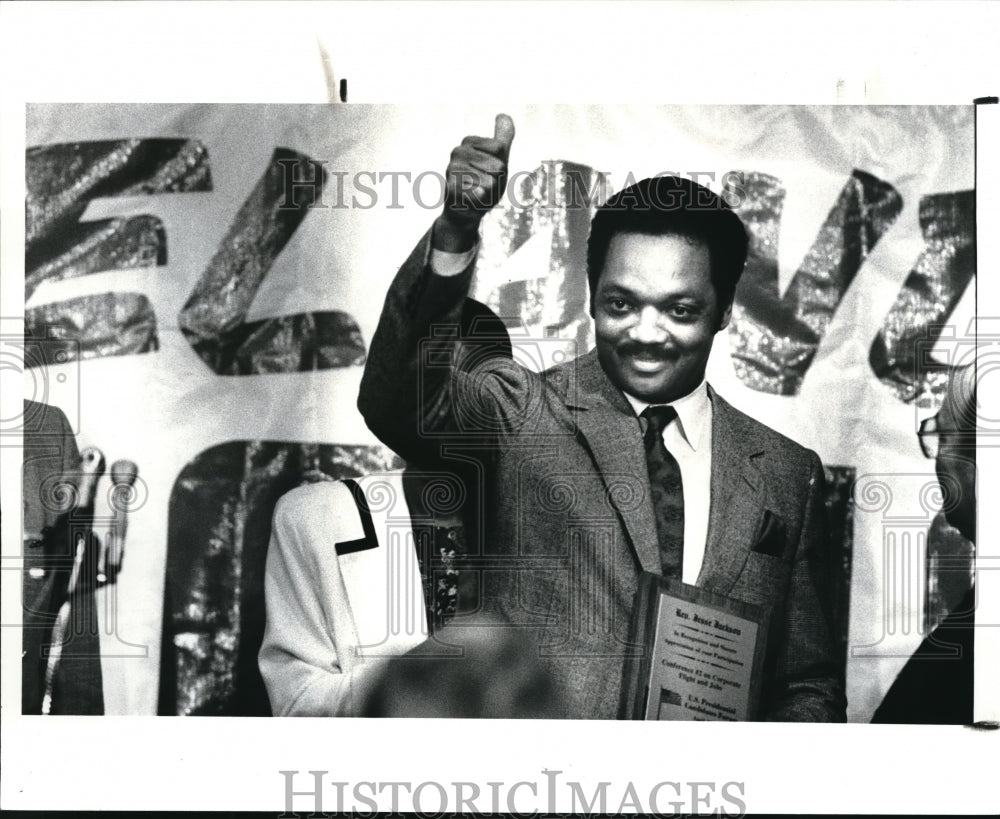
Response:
[433,114,516,252]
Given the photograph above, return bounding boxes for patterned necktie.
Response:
[641,405,685,577]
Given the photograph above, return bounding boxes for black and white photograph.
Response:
[1,1,998,815]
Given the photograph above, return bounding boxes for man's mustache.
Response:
[616,343,677,361]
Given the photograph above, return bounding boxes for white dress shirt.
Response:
[430,245,713,583]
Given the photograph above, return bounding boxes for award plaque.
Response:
[621,573,769,721]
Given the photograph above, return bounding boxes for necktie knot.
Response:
[641,405,678,440]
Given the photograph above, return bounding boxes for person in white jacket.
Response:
[258,474,429,716]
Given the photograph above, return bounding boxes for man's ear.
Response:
[716,301,733,332]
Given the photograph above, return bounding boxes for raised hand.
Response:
[433,113,515,252]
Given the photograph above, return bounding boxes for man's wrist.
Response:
[430,244,477,277]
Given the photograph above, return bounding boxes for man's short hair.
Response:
[586,175,749,314]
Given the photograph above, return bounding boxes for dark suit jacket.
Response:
[22,399,104,715]
[871,585,974,724]
[359,232,846,721]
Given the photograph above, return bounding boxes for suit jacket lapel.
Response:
[564,350,662,575]
[696,387,767,594]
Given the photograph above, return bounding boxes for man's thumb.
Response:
[494,113,515,152]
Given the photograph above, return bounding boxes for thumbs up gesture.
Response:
[433,114,516,252]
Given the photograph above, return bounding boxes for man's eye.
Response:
[669,304,697,319]
[608,298,631,312]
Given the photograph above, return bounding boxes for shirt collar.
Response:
[623,381,710,451]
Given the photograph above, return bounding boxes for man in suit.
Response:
[359,114,845,720]
[22,398,104,714]
[872,360,976,723]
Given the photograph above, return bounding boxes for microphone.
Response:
[97,459,139,585]
[41,446,104,715]
[76,447,105,510]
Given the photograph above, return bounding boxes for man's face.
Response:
[934,396,977,542]
[593,232,730,404]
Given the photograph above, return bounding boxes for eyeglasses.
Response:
[919,415,976,460]
[918,416,940,460]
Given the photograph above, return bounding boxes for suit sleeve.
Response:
[358,230,535,464]
[258,486,386,717]
[764,453,847,722]
[54,404,81,482]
